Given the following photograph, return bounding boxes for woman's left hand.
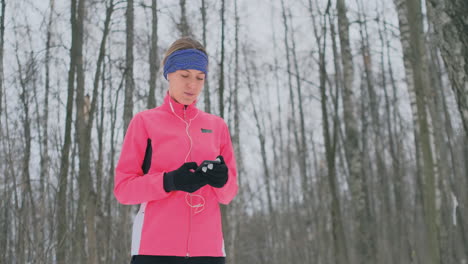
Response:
[201,155,228,188]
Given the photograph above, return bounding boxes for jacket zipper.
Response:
[184,105,192,258]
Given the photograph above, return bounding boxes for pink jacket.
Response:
[114,93,238,257]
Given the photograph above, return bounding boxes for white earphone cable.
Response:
[168,97,205,214]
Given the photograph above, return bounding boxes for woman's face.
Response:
[167,69,205,105]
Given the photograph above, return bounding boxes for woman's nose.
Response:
[187,78,197,89]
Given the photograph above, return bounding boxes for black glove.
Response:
[200,156,228,188]
[163,162,207,193]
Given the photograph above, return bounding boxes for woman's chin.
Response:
[180,99,195,105]
[180,95,197,105]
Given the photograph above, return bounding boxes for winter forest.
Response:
[0,0,467,263]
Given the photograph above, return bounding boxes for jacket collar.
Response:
[161,91,199,120]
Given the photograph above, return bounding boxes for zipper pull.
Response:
[186,252,190,258]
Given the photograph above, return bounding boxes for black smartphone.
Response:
[196,159,221,172]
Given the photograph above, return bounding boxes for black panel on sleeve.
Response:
[141,138,152,174]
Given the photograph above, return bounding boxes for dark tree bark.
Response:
[426,0,468,136]
[123,0,134,132]
[56,0,79,262]
[200,0,210,113]
[336,1,374,263]
[147,0,158,109]
[15,40,37,264]
[178,0,191,36]
[287,9,308,201]
[121,3,135,259]
[218,0,225,118]
[79,1,114,263]
[281,0,299,187]
[395,0,440,262]
[37,3,54,256]
[233,0,241,184]
[315,1,348,263]
[0,2,6,259]
[356,4,382,262]
[0,0,4,124]
[72,0,91,262]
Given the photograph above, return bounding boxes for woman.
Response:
[114,37,238,264]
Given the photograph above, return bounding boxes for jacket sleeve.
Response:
[114,113,170,204]
[212,121,239,204]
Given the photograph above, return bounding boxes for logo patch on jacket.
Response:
[201,128,213,133]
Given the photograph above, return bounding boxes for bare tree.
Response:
[123,0,134,132]
[425,0,468,136]
[0,3,6,259]
[72,0,93,262]
[357,2,385,262]
[200,0,211,113]
[147,0,158,109]
[77,1,114,263]
[14,33,37,264]
[287,8,308,201]
[395,0,440,262]
[218,0,226,118]
[0,0,4,123]
[335,1,375,263]
[178,0,191,36]
[309,1,350,263]
[56,0,81,261]
[280,0,298,188]
[34,1,55,258]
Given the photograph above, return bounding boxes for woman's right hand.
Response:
[163,162,207,193]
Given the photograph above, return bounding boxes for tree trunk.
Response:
[336,1,374,263]
[56,0,79,262]
[287,10,308,200]
[382,15,412,264]
[96,55,106,262]
[79,1,114,263]
[0,0,4,124]
[37,0,54,259]
[395,0,440,262]
[178,0,191,36]
[15,43,37,264]
[200,0,210,113]
[73,0,89,261]
[280,0,293,190]
[121,2,135,260]
[269,2,284,199]
[109,69,126,262]
[147,0,158,109]
[426,0,468,136]
[231,1,242,261]
[218,0,225,118]
[281,2,298,260]
[217,0,231,259]
[2,102,17,263]
[245,54,273,216]
[281,0,301,190]
[123,0,134,132]
[317,2,348,263]
[329,18,349,264]
[357,5,384,262]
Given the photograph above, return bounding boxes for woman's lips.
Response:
[184,92,195,96]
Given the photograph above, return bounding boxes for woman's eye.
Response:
[181,75,189,78]
[197,77,205,81]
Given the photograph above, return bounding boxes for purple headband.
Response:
[163,49,208,80]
